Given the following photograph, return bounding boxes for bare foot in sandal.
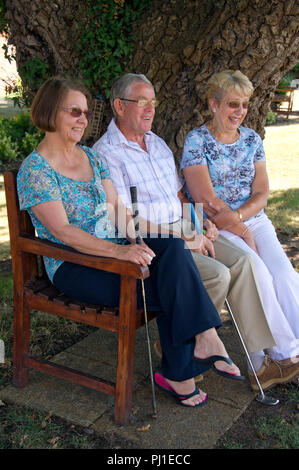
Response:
[194,328,243,379]
[154,373,208,407]
[165,378,207,406]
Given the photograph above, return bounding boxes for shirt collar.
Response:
[107,118,154,148]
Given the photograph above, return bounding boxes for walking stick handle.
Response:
[130,186,142,245]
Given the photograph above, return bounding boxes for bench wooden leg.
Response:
[13,296,30,388]
[114,277,137,424]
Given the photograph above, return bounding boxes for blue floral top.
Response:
[17,146,120,282]
[180,125,266,219]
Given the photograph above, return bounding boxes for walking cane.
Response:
[188,203,279,406]
[224,299,279,405]
[130,186,158,418]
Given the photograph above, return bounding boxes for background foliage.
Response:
[0,113,43,164]
[1,0,152,103]
[76,0,151,97]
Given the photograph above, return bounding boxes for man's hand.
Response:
[185,233,215,258]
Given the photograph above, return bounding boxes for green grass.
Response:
[266,188,299,236]
[263,122,299,237]
[0,273,13,299]
[254,381,299,449]
[0,404,110,449]
[217,383,299,450]
[0,274,95,361]
[254,415,299,449]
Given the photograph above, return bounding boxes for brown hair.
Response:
[30,76,92,133]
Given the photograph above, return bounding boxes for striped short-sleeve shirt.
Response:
[92,119,182,225]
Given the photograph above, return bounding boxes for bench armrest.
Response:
[18,235,149,279]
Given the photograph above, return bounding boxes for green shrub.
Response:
[265,110,277,125]
[20,132,42,156]
[0,134,19,161]
[0,112,43,164]
[77,0,152,96]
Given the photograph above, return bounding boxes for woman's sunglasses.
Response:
[61,106,93,120]
[226,101,250,110]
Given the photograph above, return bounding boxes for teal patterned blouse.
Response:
[17,146,119,282]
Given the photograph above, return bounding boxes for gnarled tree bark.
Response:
[129,0,299,159]
[5,0,88,75]
[5,0,299,160]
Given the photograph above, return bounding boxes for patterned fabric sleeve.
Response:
[180,129,208,170]
[82,145,111,180]
[17,152,61,211]
[253,133,266,162]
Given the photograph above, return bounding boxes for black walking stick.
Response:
[188,203,279,406]
[130,186,158,418]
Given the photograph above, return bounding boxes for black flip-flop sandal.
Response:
[154,372,208,407]
[193,355,245,381]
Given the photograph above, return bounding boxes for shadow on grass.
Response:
[0,241,11,262]
[266,188,299,236]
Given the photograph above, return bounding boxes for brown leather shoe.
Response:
[153,340,203,383]
[249,356,299,391]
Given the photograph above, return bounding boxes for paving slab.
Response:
[0,320,256,449]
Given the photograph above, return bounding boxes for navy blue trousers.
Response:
[53,236,222,381]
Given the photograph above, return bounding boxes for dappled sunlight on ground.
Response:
[264,123,299,190]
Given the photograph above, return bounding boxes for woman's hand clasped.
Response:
[114,242,156,266]
[203,218,219,242]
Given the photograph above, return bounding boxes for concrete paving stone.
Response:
[0,371,111,426]
[0,317,256,448]
[92,368,254,449]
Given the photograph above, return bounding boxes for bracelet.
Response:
[235,209,243,221]
[241,226,249,237]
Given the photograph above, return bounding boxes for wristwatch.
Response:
[235,209,243,220]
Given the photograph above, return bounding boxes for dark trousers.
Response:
[53,236,222,381]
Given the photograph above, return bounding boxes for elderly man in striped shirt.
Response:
[92,73,280,385]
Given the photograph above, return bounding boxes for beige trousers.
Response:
[162,219,275,353]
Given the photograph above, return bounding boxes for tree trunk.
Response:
[5,0,299,160]
[129,0,299,159]
[5,0,88,77]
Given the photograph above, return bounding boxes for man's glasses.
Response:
[119,98,159,108]
[226,101,250,110]
[61,106,93,120]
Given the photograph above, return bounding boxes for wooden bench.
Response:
[4,170,157,424]
[271,86,296,119]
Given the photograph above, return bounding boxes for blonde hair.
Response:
[207,70,254,102]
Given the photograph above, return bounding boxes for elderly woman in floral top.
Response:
[17,76,246,409]
[181,70,299,391]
